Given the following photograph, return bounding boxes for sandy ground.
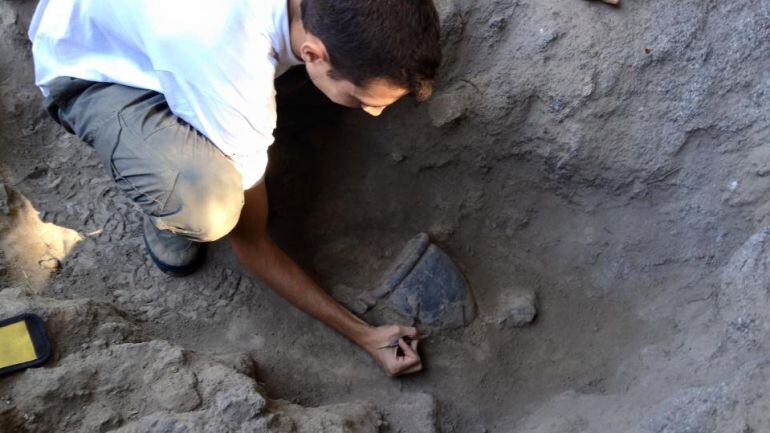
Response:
[1,0,769,432]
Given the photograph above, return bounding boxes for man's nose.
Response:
[363,106,385,117]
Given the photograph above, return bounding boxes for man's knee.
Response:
[154,168,244,243]
[194,186,244,242]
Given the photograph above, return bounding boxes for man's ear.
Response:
[300,38,328,64]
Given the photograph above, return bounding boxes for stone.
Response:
[38,256,61,271]
[537,28,559,51]
[384,393,438,433]
[748,145,770,177]
[347,298,370,316]
[647,385,743,433]
[0,182,9,215]
[276,402,382,433]
[214,383,265,428]
[81,402,122,432]
[427,85,472,128]
[717,227,770,350]
[495,290,537,328]
[151,368,201,412]
[390,151,406,163]
[581,83,595,98]
[209,352,258,378]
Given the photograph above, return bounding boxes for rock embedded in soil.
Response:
[717,227,770,351]
[383,392,439,433]
[37,256,61,271]
[274,402,382,433]
[427,85,473,128]
[0,182,9,215]
[495,290,538,328]
[746,144,770,178]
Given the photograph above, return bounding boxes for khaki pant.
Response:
[44,78,244,242]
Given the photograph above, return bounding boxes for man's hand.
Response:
[361,325,422,377]
[599,0,619,4]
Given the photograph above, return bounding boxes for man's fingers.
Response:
[600,0,619,4]
[396,326,421,352]
[397,325,419,339]
[403,363,423,375]
[385,345,420,376]
[396,355,420,372]
[397,338,419,359]
[394,362,423,377]
[371,324,425,377]
[410,337,419,352]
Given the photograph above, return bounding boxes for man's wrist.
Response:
[346,322,378,353]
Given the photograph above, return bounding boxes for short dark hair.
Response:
[300,0,442,101]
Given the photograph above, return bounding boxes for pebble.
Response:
[428,85,471,128]
[0,183,9,215]
[537,28,559,51]
[495,290,537,328]
[348,298,370,316]
[38,257,61,271]
[386,392,438,433]
[390,151,406,163]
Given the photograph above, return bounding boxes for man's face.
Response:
[306,62,409,117]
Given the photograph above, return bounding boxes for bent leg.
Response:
[49,79,244,242]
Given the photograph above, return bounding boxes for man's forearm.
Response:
[231,233,372,344]
[229,183,423,377]
[229,184,372,346]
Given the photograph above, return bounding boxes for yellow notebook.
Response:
[0,320,39,369]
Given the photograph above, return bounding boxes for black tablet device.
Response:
[0,313,52,377]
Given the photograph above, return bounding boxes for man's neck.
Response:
[288,0,305,61]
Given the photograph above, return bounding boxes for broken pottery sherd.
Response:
[359,233,431,308]
[384,237,476,330]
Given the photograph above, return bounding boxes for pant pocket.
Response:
[106,111,182,218]
[119,92,181,140]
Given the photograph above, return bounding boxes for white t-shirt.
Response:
[29,0,303,189]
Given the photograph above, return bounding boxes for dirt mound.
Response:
[0,289,383,433]
[512,226,770,432]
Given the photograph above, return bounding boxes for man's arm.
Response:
[229,182,422,377]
